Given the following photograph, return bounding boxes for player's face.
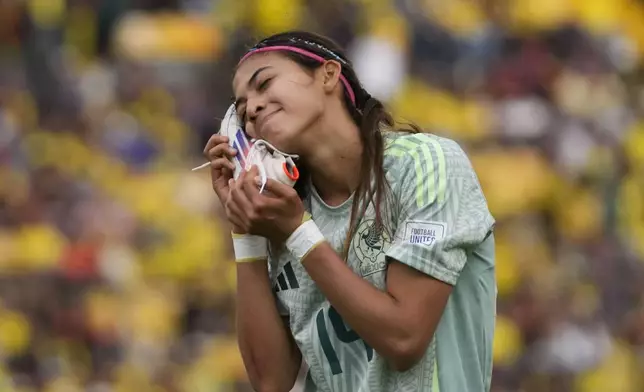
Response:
[233,52,326,154]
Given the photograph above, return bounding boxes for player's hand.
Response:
[225,166,304,242]
[203,134,237,203]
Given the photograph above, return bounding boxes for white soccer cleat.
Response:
[246,139,299,192]
[193,104,299,191]
[191,104,248,174]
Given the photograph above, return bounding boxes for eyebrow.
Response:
[234,66,272,108]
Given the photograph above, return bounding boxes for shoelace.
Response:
[246,139,299,193]
[191,139,298,193]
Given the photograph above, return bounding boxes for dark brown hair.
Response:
[242,31,420,258]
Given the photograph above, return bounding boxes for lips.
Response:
[258,109,280,133]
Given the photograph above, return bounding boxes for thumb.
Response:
[262,178,293,198]
[246,165,260,177]
[245,165,261,188]
[211,167,231,196]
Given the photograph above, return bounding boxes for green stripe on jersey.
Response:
[385,134,447,208]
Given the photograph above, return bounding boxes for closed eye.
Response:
[257,77,272,92]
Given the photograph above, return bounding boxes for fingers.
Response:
[209,157,235,201]
[241,166,261,200]
[240,167,287,216]
[226,166,298,234]
[210,157,235,172]
[203,135,237,164]
[206,136,237,199]
[262,178,298,199]
[246,165,260,178]
[239,165,296,206]
[225,208,246,230]
[225,184,248,230]
[225,200,247,230]
[205,140,237,162]
[203,135,229,157]
[228,172,254,223]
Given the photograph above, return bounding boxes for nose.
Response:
[247,97,266,124]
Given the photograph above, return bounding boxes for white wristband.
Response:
[285,220,326,262]
[232,234,268,262]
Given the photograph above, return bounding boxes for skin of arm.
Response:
[300,243,452,371]
[236,260,302,391]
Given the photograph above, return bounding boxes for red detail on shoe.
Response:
[283,162,299,181]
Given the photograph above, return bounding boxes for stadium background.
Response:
[1,0,644,391]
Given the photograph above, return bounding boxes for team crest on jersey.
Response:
[352,219,391,276]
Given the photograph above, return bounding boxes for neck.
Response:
[300,110,362,206]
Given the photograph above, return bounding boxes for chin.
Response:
[261,129,299,154]
[269,138,298,155]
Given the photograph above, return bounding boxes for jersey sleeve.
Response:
[385,134,495,285]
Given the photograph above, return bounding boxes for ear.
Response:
[320,60,342,95]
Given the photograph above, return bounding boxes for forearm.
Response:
[301,243,423,368]
[236,261,301,391]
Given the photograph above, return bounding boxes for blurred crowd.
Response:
[1,0,644,391]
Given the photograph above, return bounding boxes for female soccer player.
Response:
[204,31,496,392]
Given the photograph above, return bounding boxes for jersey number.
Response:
[316,306,374,375]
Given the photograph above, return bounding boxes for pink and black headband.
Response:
[238,39,357,105]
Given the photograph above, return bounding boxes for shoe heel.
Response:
[282,162,299,183]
